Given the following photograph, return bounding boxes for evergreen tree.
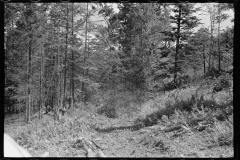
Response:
[107,3,171,89]
[164,4,200,85]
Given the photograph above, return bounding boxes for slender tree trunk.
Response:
[57,26,62,109]
[174,5,181,84]
[60,56,63,108]
[85,34,89,82]
[218,5,221,71]
[71,3,74,108]
[203,44,206,74]
[27,35,31,121]
[26,4,33,124]
[26,58,30,123]
[39,30,44,120]
[210,14,213,70]
[82,3,89,104]
[54,53,59,120]
[208,51,211,70]
[209,11,213,70]
[51,84,54,111]
[56,30,59,112]
[63,3,69,109]
[210,10,216,69]
[60,27,63,110]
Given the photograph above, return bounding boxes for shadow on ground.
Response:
[4,114,25,125]
[93,123,145,133]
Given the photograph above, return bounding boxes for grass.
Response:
[4,80,233,157]
[137,82,232,122]
[134,81,233,155]
[5,104,110,157]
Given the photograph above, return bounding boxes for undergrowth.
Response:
[5,105,111,157]
[4,81,233,157]
[136,82,233,149]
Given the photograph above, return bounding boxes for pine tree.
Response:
[106,3,171,89]
[168,4,200,85]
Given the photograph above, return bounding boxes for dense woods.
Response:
[4,3,233,157]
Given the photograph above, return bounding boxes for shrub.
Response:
[212,74,232,93]
[205,67,221,78]
[201,99,217,109]
[136,80,233,130]
[175,74,191,87]
[162,81,177,92]
[208,118,233,147]
[97,105,118,118]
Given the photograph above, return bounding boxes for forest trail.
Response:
[88,107,233,158]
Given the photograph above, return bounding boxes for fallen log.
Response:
[73,137,106,157]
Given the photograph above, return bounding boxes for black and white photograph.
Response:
[4,2,234,158]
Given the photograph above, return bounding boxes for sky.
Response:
[110,3,234,31]
[194,3,234,31]
[85,3,234,45]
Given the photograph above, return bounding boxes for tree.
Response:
[5,3,21,114]
[4,3,50,122]
[169,4,200,84]
[106,3,171,89]
[215,3,230,71]
[63,3,69,110]
[70,3,75,108]
[4,3,88,122]
[187,27,210,74]
[219,26,233,73]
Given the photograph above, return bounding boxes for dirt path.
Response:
[88,110,233,158]
[90,114,152,157]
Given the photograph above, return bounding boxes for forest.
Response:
[4,3,233,157]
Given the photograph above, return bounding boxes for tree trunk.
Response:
[211,15,216,68]
[174,5,181,84]
[26,49,31,121]
[82,3,89,104]
[39,30,44,120]
[26,4,32,124]
[203,44,206,74]
[218,5,221,71]
[63,3,69,109]
[58,25,63,112]
[60,29,63,110]
[208,51,211,70]
[54,54,59,121]
[71,3,74,109]
[209,10,214,70]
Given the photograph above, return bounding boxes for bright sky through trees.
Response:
[109,3,234,30]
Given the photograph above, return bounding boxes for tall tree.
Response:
[24,4,32,123]
[82,3,89,103]
[219,27,233,73]
[63,3,69,109]
[106,3,171,89]
[187,27,210,75]
[215,3,230,71]
[71,3,75,108]
[169,4,200,84]
[203,3,218,70]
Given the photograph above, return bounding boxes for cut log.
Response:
[74,137,106,157]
